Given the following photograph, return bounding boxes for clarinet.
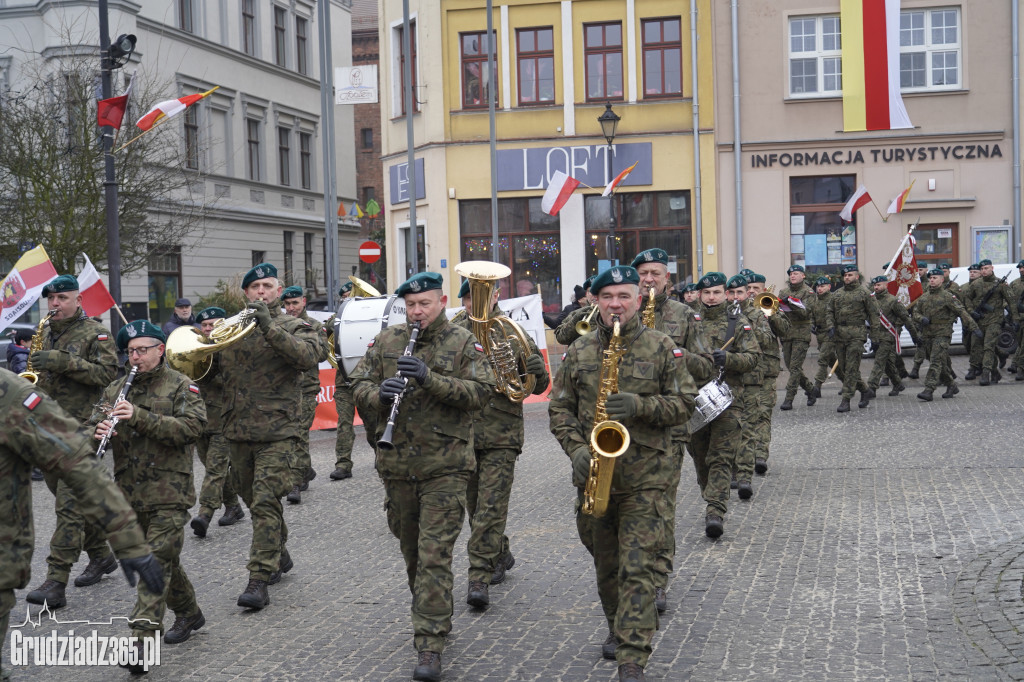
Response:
[96,365,139,458]
[376,322,422,451]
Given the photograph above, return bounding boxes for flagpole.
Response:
[871,198,888,222]
[113,113,175,153]
[111,303,129,325]
[882,217,920,279]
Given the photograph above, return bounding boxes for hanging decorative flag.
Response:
[541,170,581,216]
[77,254,117,317]
[602,161,639,197]
[366,198,381,218]
[0,246,58,335]
[347,202,364,218]
[136,86,220,131]
[96,71,136,130]
[887,180,916,215]
[840,0,913,131]
[839,185,873,223]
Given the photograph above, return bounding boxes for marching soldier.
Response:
[89,320,207,648]
[964,259,1018,385]
[778,265,817,410]
[1,368,164,680]
[26,274,119,610]
[331,280,358,480]
[549,265,695,682]
[554,276,595,346]
[688,272,759,538]
[1009,260,1024,379]
[219,264,323,610]
[190,307,244,537]
[915,268,981,400]
[958,263,984,380]
[866,276,919,397]
[350,272,494,682]
[281,286,329,503]
[941,263,961,295]
[808,276,841,404]
[825,265,879,412]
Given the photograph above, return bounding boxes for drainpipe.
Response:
[1013,0,1021,259]
[691,0,703,277]
[732,0,743,272]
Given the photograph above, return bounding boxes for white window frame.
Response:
[390,14,421,118]
[899,7,961,92]
[787,14,842,98]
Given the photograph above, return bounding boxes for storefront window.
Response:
[789,175,856,276]
[912,223,958,268]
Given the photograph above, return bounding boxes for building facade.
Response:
[377,0,719,313]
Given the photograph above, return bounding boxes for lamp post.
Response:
[598,103,621,265]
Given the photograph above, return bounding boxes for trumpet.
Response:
[755,285,780,317]
[575,306,598,335]
[18,310,57,384]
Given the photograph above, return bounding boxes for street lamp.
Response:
[597,103,621,265]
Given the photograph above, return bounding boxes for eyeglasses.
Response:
[127,344,161,357]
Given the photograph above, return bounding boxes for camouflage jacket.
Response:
[966,274,1018,326]
[1009,278,1024,316]
[691,302,760,395]
[778,281,817,341]
[554,304,594,346]
[826,282,879,341]
[548,313,696,492]
[811,290,833,343]
[218,299,323,442]
[298,310,329,401]
[1,368,147,593]
[90,361,206,512]
[197,356,225,434]
[915,286,979,338]
[351,312,495,480]
[37,309,118,421]
[649,294,713,381]
[943,279,961,296]
[872,290,917,343]
[453,304,550,449]
[741,299,789,381]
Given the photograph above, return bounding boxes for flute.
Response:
[376,321,422,451]
[96,365,138,458]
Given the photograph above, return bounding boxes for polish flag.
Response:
[602,161,639,197]
[136,86,219,131]
[839,185,872,223]
[77,254,117,317]
[541,170,581,216]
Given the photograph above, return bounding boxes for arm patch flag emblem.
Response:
[23,393,42,410]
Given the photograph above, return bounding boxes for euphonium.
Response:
[18,310,57,384]
[575,306,598,335]
[582,315,630,518]
[348,275,381,298]
[165,308,257,380]
[641,285,657,328]
[454,260,536,402]
[756,284,780,317]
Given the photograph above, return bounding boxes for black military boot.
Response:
[163,609,205,644]
[190,513,211,538]
[837,398,851,413]
[467,580,489,608]
[889,383,906,397]
[602,631,619,660]
[705,514,724,539]
[737,481,753,500]
[218,505,245,526]
[413,651,442,682]
[237,579,270,609]
[942,384,960,399]
[491,551,515,585]
[754,458,768,475]
[965,367,979,381]
[979,369,991,386]
[655,587,667,613]
[329,467,352,480]
[117,640,149,674]
[992,369,1002,384]
[286,485,301,504]
[917,388,934,402]
[806,390,817,406]
[618,662,647,682]
[26,579,66,609]
[1017,371,1024,382]
[269,549,294,585]
[730,476,738,490]
[31,467,45,481]
[300,467,316,492]
[74,554,117,587]
[858,390,873,408]
[908,364,921,379]
[779,397,794,411]
[880,377,890,387]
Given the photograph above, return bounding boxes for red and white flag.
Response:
[0,246,58,335]
[840,0,913,131]
[77,254,116,317]
[541,171,581,216]
[878,312,901,353]
[602,161,639,197]
[96,71,136,130]
[886,234,923,305]
[887,180,915,215]
[839,185,872,223]
[136,86,219,131]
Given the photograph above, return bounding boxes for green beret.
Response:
[978,258,993,267]
[630,248,669,268]
[42,274,79,296]
[116,320,166,352]
[196,307,226,322]
[1017,260,1024,268]
[815,276,831,287]
[281,285,305,300]
[940,262,952,270]
[968,263,980,271]
[590,266,640,294]
[457,280,470,299]
[242,263,278,289]
[739,268,755,277]
[917,262,930,270]
[338,282,354,296]
[787,264,805,274]
[395,272,443,297]
[697,272,727,289]
[583,276,595,292]
[870,275,888,285]
[841,264,858,274]
[748,273,766,284]
[927,268,943,277]
[726,274,748,289]
[882,262,890,271]
[684,283,698,292]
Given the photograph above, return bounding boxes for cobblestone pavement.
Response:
[6,351,1024,680]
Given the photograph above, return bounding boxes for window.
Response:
[585,22,623,101]
[148,248,182,325]
[912,224,958,267]
[184,106,199,170]
[299,132,312,189]
[251,250,266,267]
[243,0,257,56]
[246,118,262,181]
[277,127,291,186]
[362,186,376,205]
[274,7,288,68]
[361,127,373,150]
[296,17,309,75]
[397,22,418,115]
[516,27,555,105]
[788,16,842,97]
[179,0,194,33]
[283,231,295,286]
[583,191,692,278]
[641,18,682,97]
[460,31,496,109]
[789,175,857,274]
[304,233,314,288]
[900,9,960,90]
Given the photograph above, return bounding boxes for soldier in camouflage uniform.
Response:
[281,286,329,504]
[88,320,207,647]
[778,265,817,410]
[941,263,961,296]
[451,276,549,609]
[190,307,244,537]
[952,263,984,380]
[1,368,164,680]
[25,274,119,610]
[825,265,879,412]
[742,273,790,478]
[331,281,358,480]
[965,259,1018,385]
[351,272,494,682]
[808,277,841,404]
[218,264,323,610]
[554,276,596,346]
[1008,261,1024,379]
[549,265,696,682]
[688,272,760,539]
[916,268,981,400]
[866,276,918,396]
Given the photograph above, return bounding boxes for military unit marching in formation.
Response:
[3,251,1023,682]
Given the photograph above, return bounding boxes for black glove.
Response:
[30,350,68,373]
[919,316,930,326]
[827,328,836,340]
[810,325,818,335]
[120,554,165,594]
[712,349,728,368]
[605,392,640,421]
[396,355,429,384]
[247,301,272,331]
[571,447,591,488]
[379,376,407,404]
[973,328,984,339]
[910,334,921,346]
[525,354,546,376]
[970,310,982,321]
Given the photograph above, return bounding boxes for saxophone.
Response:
[18,310,57,384]
[641,286,657,328]
[581,315,631,518]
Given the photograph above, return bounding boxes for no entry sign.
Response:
[359,241,381,264]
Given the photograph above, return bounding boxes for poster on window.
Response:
[827,245,842,264]
[790,234,805,255]
[805,234,828,265]
[842,245,857,264]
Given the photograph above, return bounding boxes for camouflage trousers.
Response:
[383,472,468,654]
[292,395,318,488]
[334,383,356,474]
[688,404,742,517]
[466,447,517,584]
[914,339,930,370]
[229,439,295,581]
[923,336,957,390]
[575,487,666,668]
[1015,324,1024,370]
[737,379,775,479]
[835,331,868,399]
[814,337,845,385]
[653,443,686,590]
[867,339,903,390]
[129,509,198,639]
[782,338,814,398]
[1,590,14,679]
[978,322,1004,372]
[42,474,111,584]
[197,431,239,517]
